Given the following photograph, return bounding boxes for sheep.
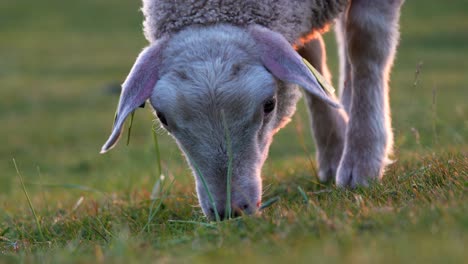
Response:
[100,0,404,220]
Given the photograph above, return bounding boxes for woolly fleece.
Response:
[142,0,348,44]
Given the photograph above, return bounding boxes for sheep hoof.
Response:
[335,150,386,188]
[316,149,342,183]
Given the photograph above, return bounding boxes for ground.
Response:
[0,0,467,262]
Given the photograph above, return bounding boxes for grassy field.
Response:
[0,0,467,262]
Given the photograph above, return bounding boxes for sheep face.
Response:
[151,26,301,219]
[101,24,339,220]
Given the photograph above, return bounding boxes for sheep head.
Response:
[101,25,339,220]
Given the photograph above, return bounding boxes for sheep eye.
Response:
[156,111,168,126]
[263,98,276,114]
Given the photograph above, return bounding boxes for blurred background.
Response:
[0,0,466,205]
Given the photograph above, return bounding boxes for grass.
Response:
[0,0,467,262]
[190,155,221,223]
[12,159,44,241]
[221,110,234,219]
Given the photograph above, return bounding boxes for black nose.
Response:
[208,203,251,220]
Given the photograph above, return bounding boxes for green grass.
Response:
[0,0,467,262]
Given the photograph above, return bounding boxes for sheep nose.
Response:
[209,207,236,220]
[208,202,254,220]
[208,207,225,220]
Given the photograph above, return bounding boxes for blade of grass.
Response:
[293,114,322,185]
[24,182,103,194]
[311,189,332,195]
[152,126,163,179]
[142,127,168,232]
[1,227,10,237]
[90,226,109,243]
[141,178,175,233]
[126,111,135,146]
[150,175,163,200]
[221,110,233,219]
[96,217,114,239]
[168,220,216,229]
[260,196,280,211]
[147,175,163,222]
[297,186,309,205]
[191,160,221,222]
[13,159,45,241]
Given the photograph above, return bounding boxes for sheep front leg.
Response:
[298,37,348,182]
[336,0,403,187]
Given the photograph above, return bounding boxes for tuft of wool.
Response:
[142,0,348,44]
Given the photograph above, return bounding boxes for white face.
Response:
[101,23,337,220]
[151,60,277,219]
[101,24,319,220]
[149,26,301,220]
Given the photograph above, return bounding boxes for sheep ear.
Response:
[101,41,167,153]
[248,26,341,108]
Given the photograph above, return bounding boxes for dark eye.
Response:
[156,111,168,126]
[263,98,276,114]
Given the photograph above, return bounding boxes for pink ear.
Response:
[248,26,340,108]
[101,40,167,153]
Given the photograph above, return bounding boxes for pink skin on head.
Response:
[248,26,340,109]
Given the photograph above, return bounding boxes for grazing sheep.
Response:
[101,0,404,220]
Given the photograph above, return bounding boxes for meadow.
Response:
[0,0,466,262]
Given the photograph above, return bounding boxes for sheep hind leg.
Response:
[335,12,352,114]
[298,36,348,183]
[336,0,403,188]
